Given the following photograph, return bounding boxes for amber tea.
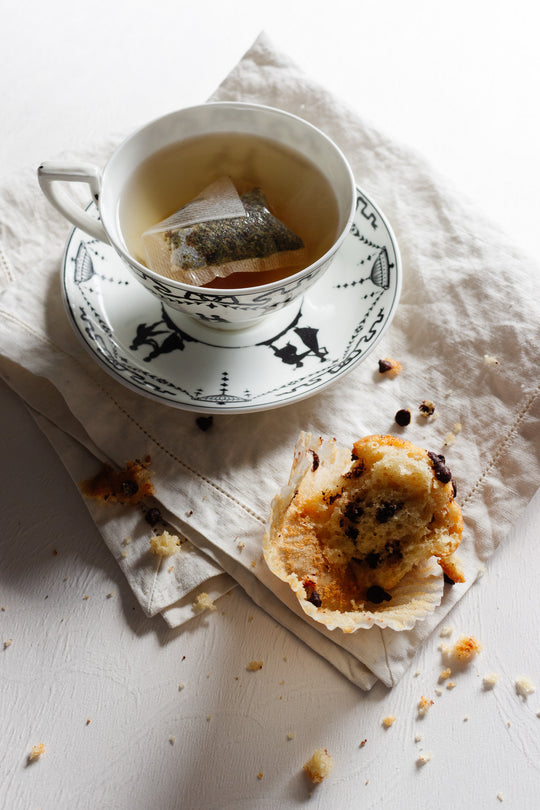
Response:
[118,132,340,289]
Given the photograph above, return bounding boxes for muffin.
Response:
[264,433,464,632]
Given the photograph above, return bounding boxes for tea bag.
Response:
[141,176,306,286]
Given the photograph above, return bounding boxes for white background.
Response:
[1,2,539,808]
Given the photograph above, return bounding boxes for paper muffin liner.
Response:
[263,432,445,633]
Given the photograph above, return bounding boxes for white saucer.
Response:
[62,188,402,414]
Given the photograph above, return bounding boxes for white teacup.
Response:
[38,102,356,330]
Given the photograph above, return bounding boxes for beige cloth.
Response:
[0,33,539,688]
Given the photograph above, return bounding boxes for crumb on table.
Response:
[303,748,334,783]
[439,668,452,682]
[453,635,483,661]
[483,673,500,690]
[417,696,434,716]
[246,660,263,672]
[382,715,396,728]
[515,676,536,698]
[27,743,45,762]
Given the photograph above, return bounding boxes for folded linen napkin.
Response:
[1,33,539,689]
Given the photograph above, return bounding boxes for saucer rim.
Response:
[61,185,402,414]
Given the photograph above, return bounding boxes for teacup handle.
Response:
[37,162,109,243]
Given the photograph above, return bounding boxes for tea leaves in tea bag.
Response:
[141,176,306,286]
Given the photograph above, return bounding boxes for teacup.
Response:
[38,102,356,330]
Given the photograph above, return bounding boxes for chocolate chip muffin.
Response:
[264,434,464,628]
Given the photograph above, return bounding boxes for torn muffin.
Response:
[263,433,464,632]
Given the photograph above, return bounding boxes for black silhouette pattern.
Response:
[62,189,400,411]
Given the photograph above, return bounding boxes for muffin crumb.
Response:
[419,400,435,418]
[378,358,402,376]
[192,592,217,614]
[439,668,452,682]
[149,530,181,557]
[417,696,433,716]
[303,748,334,783]
[80,456,154,505]
[482,673,500,690]
[246,660,263,672]
[515,676,535,698]
[382,715,396,728]
[27,743,45,762]
[453,635,483,661]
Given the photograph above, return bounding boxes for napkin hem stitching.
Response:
[0,310,268,526]
[0,242,15,291]
[461,384,539,508]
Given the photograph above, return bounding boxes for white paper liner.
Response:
[263,432,445,633]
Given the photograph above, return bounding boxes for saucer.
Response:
[61,188,402,414]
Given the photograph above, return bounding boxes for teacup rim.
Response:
[100,101,356,297]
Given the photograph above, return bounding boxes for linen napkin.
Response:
[1,33,539,689]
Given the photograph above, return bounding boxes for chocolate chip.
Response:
[309,450,320,472]
[344,460,364,479]
[395,408,411,427]
[365,552,381,569]
[196,416,213,431]
[344,501,364,522]
[120,480,139,497]
[306,590,322,608]
[419,400,435,417]
[443,573,456,585]
[322,490,342,505]
[378,359,393,373]
[366,585,392,604]
[427,451,453,484]
[145,507,162,527]
[376,502,402,523]
[345,524,359,541]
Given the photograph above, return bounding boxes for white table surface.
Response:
[1,2,539,808]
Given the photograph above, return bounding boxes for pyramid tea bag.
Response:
[141,176,306,286]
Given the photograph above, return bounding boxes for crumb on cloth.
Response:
[377,357,402,376]
[149,530,181,557]
[79,456,154,505]
[192,592,216,614]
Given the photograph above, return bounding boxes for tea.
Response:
[118,132,340,289]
